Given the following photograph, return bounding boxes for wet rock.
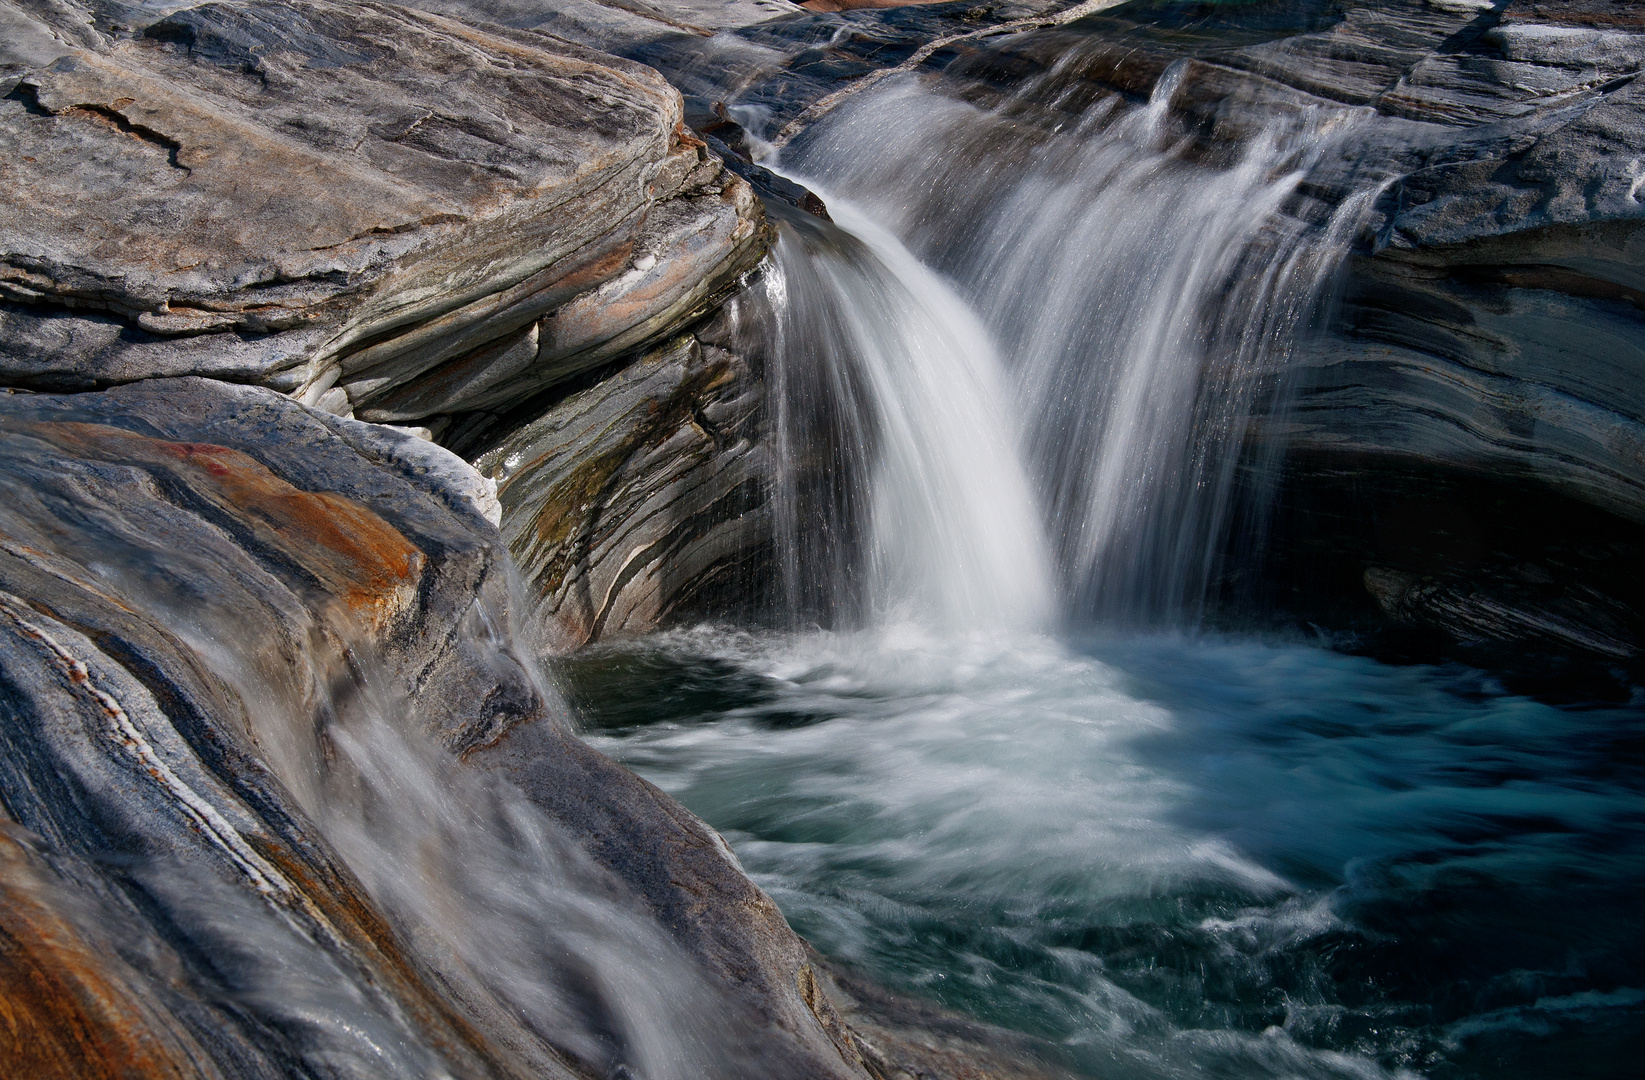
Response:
[476,719,871,1080]
[808,956,1081,1080]
[1249,453,1644,682]
[0,0,770,423]
[0,377,881,1079]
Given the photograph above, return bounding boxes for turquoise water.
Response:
[563,626,1645,1079]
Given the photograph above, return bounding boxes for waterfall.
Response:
[723,202,1056,632]
[770,63,1379,625]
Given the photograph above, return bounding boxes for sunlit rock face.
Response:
[0,0,769,426]
[0,377,548,1079]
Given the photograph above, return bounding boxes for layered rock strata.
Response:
[0,0,769,428]
[473,321,770,647]
[0,377,882,1080]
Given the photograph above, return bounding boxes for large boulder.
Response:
[0,0,770,426]
[0,377,873,1080]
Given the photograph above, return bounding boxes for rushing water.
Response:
[568,626,1645,1080]
[166,604,776,1080]
[558,25,1643,1080]
[725,199,1055,630]
[774,67,1380,624]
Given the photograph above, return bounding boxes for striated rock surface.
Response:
[0,0,770,425]
[0,377,881,1080]
[472,319,770,646]
[1260,0,1645,658]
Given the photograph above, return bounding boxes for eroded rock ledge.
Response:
[0,0,769,427]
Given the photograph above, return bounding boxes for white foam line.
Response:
[0,593,295,903]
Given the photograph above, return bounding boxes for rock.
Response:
[0,376,883,1079]
[1249,450,1644,683]
[0,0,770,423]
[808,956,1081,1080]
[407,0,811,51]
[473,320,771,646]
[0,377,555,1080]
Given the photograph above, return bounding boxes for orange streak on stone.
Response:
[17,422,424,627]
[0,830,206,1080]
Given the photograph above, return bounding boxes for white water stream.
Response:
[577,38,1642,1080]
[774,67,1377,623]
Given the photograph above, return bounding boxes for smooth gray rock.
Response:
[0,0,770,422]
[406,0,808,53]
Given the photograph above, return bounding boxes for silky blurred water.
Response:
[557,19,1643,1079]
[566,626,1645,1080]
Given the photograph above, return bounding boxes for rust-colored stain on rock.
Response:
[15,422,424,626]
[0,830,206,1080]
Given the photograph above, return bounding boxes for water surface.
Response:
[564,626,1645,1080]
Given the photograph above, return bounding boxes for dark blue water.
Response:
[561,625,1645,1080]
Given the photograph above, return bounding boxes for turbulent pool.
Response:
[551,13,1645,1078]
[558,625,1643,1080]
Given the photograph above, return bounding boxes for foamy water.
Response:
[568,626,1645,1080]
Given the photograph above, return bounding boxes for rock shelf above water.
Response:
[0,0,770,424]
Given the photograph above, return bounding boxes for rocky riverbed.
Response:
[1,0,1642,1077]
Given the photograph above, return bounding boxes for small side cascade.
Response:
[724,201,1057,633]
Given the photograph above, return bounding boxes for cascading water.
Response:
[723,200,1054,631]
[165,605,776,1080]
[777,65,1379,623]
[579,22,1642,1080]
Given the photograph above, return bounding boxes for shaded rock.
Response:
[1248,452,1644,686]
[0,0,770,422]
[474,323,771,646]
